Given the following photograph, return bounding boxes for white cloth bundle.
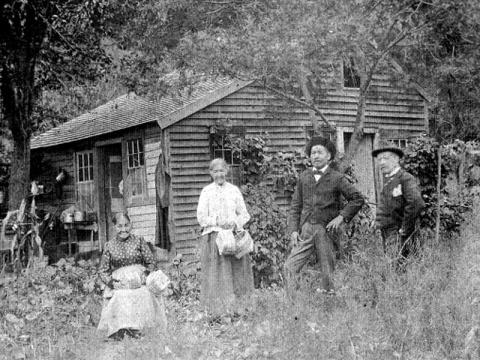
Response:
[215,229,237,255]
[112,264,146,289]
[215,229,254,258]
[146,270,170,296]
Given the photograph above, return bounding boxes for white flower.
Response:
[392,184,402,197]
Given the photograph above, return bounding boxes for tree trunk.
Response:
[9,136,31,210]
[339,83,368,172]
[298,66,336,135]
[2,50,36,210]
[0,2,49,210]
[339,60,376,173]
[299,71,320,135]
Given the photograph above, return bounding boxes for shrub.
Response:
[242,183,289,287]
[403,136,480,235]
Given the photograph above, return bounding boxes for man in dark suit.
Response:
[372,147,425,261]
[284,137,364,292]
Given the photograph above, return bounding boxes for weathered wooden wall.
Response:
[33,125,162,245]
[126,126,161,244]
[167,81,427,258]
[32,76,427,258]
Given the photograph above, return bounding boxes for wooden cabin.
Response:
[30,74,429,258]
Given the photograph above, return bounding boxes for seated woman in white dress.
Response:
[97,213,167,340]
[196,158,254,316]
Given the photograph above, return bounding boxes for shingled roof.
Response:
[31,77,253,150]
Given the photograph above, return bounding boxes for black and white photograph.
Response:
[1,1,480,359]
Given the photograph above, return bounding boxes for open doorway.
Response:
[99,143,124,242]
[344,133,376,204]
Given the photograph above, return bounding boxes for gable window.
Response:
[75,151,95,211]
[343,58,360,88]
[126,138,146,198]
[210,126,244,186]
[389,138,408,148]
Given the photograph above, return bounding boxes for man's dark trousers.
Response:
[284,221,337,291]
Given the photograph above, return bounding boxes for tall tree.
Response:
[166,0,430,169]
[397,0,480,142]
[0,0,111,209]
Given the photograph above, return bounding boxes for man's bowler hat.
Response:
[306,136,337,158]
[371,147,404,158]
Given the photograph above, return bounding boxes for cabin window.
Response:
[75,151,95,211]
[126,138,146,198]
[210,126,244,186]
[389,138,408,148]
[343,58,360,88]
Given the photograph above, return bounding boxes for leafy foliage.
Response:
[402,136,480,235]
[398,0,480,141]
[163,254,200,305]
[241,183,289,287]
[0,258,102,343]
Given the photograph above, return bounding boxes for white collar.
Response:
[386,167,401,178]
[313,164,329,173]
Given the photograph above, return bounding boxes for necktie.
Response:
[313,168,322,175]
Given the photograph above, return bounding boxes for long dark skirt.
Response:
[200,232,254,315]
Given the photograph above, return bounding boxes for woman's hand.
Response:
[217,218,236,230]
[107,278,120,289]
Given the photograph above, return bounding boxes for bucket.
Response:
[74,211,85,222]
[64,213,74,223]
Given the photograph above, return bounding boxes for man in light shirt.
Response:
[285,137,364,293]
[372,146,425,262]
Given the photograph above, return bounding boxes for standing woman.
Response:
[197,158,254,315]
[97,213,167,340]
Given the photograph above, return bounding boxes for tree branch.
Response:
[265,84,335,131]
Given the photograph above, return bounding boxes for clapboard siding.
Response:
[169,86,311,256]
[32,78,427,259]
[124,125,161,243]
[168,83,426,258]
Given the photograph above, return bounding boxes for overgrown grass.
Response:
[2,210,480,359]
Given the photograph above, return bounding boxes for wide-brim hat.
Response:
[371,147,404,158]
[306,136,336,158]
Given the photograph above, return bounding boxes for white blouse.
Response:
[196,182,250,235]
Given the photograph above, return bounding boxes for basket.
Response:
[215,229,254,258]
[215,229,237,255]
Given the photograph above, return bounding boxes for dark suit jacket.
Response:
[376,168,425,235]
[287,167,365,234]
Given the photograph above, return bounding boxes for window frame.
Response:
[388,138,408,149]
[342,58,361,89]
[122,130,149,206]
[74,150,95,211]
[210,126,245,186]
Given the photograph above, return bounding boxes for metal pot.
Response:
[74,211,85,222]
[64,213,74,223]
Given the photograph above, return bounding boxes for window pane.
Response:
[89,166,94,180]
[89,153,93,166]
[224,149,232,164]
[127,168,144,196]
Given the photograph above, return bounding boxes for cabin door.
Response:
[344,133,376,205]
[102,144,124,242]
